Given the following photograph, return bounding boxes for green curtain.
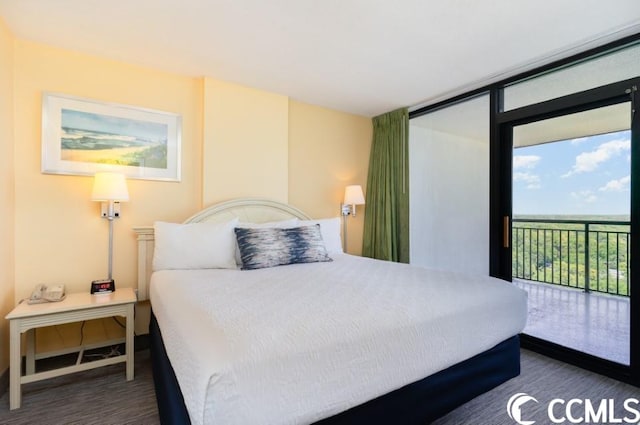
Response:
[362,108,410,263]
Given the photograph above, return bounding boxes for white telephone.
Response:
[28,284,66,304]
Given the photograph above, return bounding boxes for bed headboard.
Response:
[132,198,312,300]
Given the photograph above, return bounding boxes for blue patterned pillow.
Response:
[235,224,332,270]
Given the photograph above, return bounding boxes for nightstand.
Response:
[5,288,136,409]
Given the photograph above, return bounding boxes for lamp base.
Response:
[91,279,116,294]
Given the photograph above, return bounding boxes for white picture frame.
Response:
[42,93,182,181]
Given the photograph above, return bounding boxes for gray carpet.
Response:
[0,349,637,424]
[434,350,639,424]
[0,350,159,425]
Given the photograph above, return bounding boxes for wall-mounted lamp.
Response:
[342,185,366,217]
[341,185,365,253]
[91,172,129,283]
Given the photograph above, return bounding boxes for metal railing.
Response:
[512,218,630,296]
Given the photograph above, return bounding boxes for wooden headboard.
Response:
[132,198,312,300]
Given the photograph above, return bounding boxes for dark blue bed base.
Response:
[150,312,520,424]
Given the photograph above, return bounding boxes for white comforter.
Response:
[150,254,527,425]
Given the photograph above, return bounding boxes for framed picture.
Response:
[42,93,181,181]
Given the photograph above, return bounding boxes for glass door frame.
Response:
[490,77,640,385]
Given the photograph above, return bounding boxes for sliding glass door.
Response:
[407,36,640,384]
[512,103,631,365]
[492,78,639,382]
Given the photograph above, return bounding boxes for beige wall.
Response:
[12,39,203,349]
[288,100,371,255]
[0,18,15,374]
[202,78,288,205]
[2,34,371,367]
[201,81,373,236]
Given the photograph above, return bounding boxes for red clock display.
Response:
[90,279,116,294]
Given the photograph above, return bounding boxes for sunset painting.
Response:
[60,109,169,169]
[42,93,181,181]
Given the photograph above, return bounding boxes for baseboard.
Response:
[0,334,150,399]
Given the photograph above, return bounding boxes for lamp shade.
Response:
[344,185,365,205]
[91,172,129,202]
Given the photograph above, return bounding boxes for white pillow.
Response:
[234,219,299,264]
[153,218,239,271]
[236,219,299,228]
[298,217,343,254]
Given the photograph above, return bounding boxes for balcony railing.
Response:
[512,218,630,296]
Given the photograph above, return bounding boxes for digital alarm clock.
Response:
[91,279,115,294]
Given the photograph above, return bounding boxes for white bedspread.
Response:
[150,254,527,425]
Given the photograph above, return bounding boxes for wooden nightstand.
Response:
[5,288,136,410]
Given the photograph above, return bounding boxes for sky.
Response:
[513,130,631,216]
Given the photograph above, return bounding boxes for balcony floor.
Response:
[514,279,630,365]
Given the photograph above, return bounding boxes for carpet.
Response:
[1,349,637,424]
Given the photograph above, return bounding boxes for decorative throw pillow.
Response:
[153,218,239,271]
[234,219,299,264]
[297,217,343,254]
[235,224,332,270]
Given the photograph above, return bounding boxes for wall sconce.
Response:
[341,185,365,253]
[91,172,129,283]
[342,185,366,217]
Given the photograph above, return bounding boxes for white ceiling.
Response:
[1,1,639,117]
[514,103,630,148]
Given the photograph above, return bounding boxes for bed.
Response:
[133,198,527,425]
